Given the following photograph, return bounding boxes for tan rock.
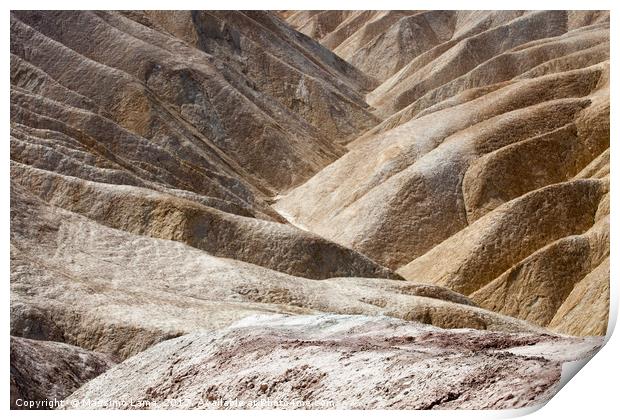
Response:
[277,67,606,269]
[10,166,396,280]
[11,184,541,359]
[549,257,609,336]
[398,179,606,294]
[9,10,611,410]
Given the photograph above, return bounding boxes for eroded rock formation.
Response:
[10,10,609,410]
[10,336,114,409]
[63,315,602,409]
[279,9,610,336]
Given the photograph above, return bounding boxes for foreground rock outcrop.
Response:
[10,336,114,409]
[63,315,602,410]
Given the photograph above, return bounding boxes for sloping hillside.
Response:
[10,10,610,410]
[278,10,609,335]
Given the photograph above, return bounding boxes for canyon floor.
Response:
[10,10,610,409]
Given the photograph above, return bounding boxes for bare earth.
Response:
[63,315,602,410]
[10,10,609,409]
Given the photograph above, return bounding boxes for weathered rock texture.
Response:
[10,336,114,409]
[278,10,610,336]
[10,10,396,280]
[11,183,540,361]
[10,9,609,410]
[63,315,602,410]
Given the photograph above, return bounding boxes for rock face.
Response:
[10,9,609,410]
[278,10,610,336]
[11,183,540,361]
[10,10,396,280]
[63,315,602,410]
[10,336,114,409]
